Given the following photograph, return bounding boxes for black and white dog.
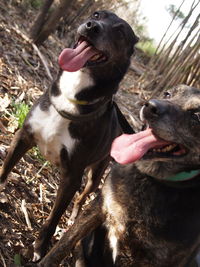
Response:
[0,10,138,261]
[38,85,200,267]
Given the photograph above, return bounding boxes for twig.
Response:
[36,161,49,176]
[10,25,53,81]
[32,44,53,81]
[0,120,6,134]
[21,199,32,230]
[39,183,46,223]
[0,249,6,267]
[39,183,43,203]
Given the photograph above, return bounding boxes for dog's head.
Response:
[59,10,138,79]
[77,11,138,67]
[111,85,200,179]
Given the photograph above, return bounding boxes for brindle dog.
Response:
[38,85,200,267]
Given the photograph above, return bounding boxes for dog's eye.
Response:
[117,29,124,37]
[163,91,171,99]
[92,12,100,19]
[192,112,200,122]
[113,24,125,38]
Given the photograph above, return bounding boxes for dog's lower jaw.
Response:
[135,160,183,180]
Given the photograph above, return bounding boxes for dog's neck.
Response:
[162,170,200,181]
[135,161,200,188]
[50,70,95,115]
[49,69,114,121]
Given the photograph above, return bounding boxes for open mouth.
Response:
[145,142,187,159]
[58,36,108,72]
[110,127,188,165]
[75,36,108,66]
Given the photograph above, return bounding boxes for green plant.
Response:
[14,253,22,266]
[136,40,156,57]
[30,147,47,163]
[12,101,30,128]
[23,0,43,9]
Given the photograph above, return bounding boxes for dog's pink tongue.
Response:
[111,128,169,164]
[58,41,98,72]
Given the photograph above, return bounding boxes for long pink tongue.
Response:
[110,128,170,164]
[58,41,98,72]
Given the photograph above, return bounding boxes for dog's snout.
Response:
[85,20,100,33]
[145,99,168,116]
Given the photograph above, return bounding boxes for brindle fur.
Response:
[38,85,200,267]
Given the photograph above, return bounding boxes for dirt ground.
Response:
[0,1,146,266]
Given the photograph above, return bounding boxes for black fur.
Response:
[0,10,138,262]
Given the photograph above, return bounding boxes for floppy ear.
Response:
[129,35,139,56]
[134,35,140,44]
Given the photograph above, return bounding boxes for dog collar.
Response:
[67,98,89,105]
[163,170,200,182]
[67,97,104,106]
[52,98,112,122]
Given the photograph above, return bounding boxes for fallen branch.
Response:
[32,43,53,81]
[0,249,6,267]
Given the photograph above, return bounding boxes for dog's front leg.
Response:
[38,196,104,267]
[33,155,85,262]
[68,156,110,226]
[0,127,34,189]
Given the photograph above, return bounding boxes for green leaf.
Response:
[14,253,22,266]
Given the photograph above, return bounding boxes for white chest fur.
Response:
[28,105,76,166]
[50,70,94,115]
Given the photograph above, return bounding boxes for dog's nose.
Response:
[144,99,168,116]
[85,20,100,33]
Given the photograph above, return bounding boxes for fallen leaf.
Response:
[0,93,11,112]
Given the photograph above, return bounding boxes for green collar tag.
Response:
[164,170,200,182]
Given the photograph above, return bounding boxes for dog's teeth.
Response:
[152,144,177,153]
[90,54,101,61]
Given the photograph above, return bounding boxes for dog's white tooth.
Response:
[164,146,169,152]
[139,106,145,122]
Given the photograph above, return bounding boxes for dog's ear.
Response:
[134,35,140,44]
[128,29,140,56]
[128,34,139,56]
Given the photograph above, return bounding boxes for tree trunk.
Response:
[31,0,74,46]
[30,0,54,42]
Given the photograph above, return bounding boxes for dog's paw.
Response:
[32,252,41,263]
[32,241,42,263]
[67,218,74,227]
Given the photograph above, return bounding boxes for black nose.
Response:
[85,20,100,33]
[144,99,168,116]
